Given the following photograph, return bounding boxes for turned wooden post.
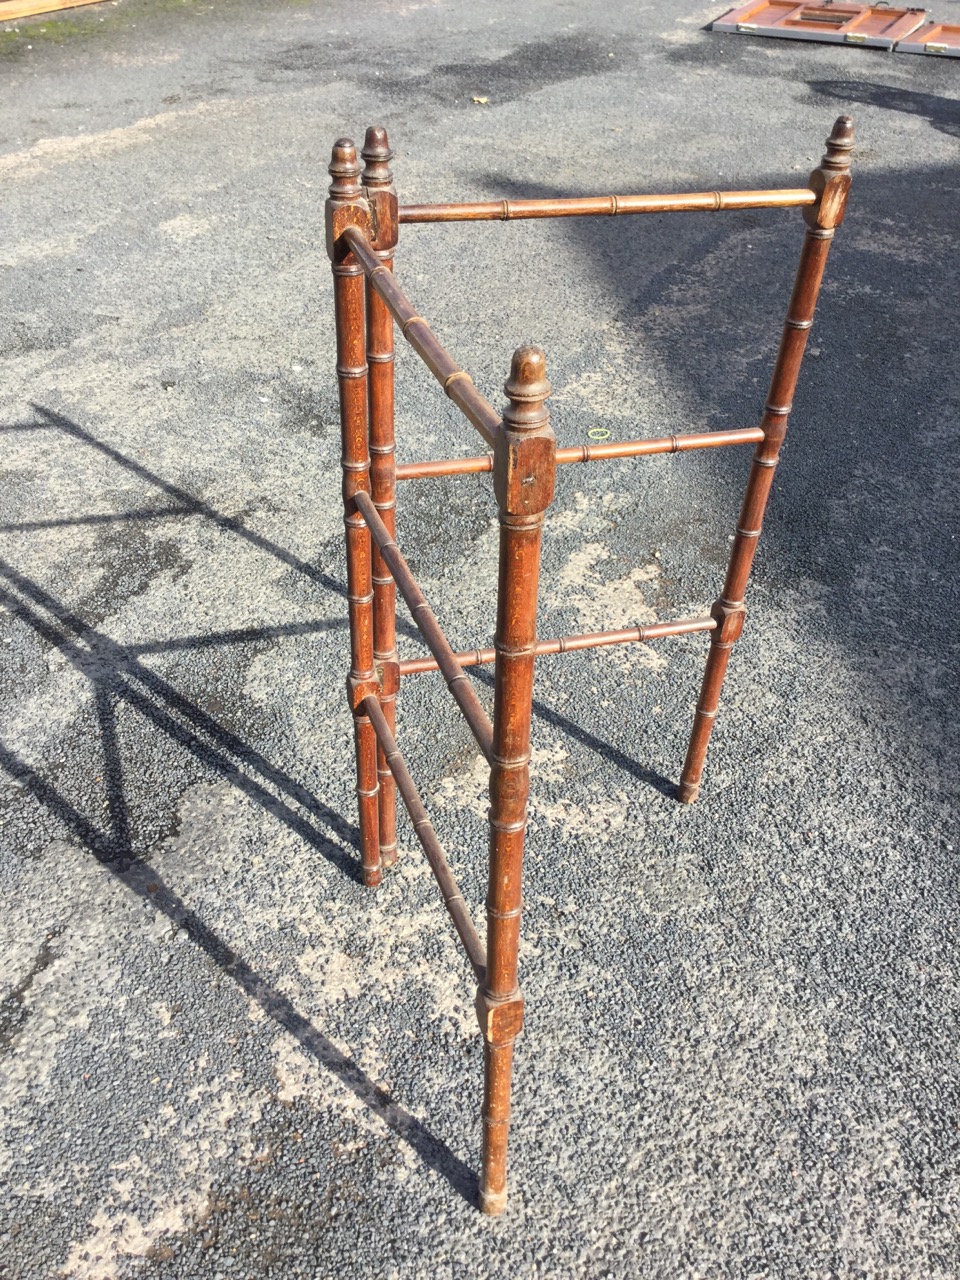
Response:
[677,116,854,804]
[479,346,556,1215]
[326,138,381,885]
[362,125,400,871]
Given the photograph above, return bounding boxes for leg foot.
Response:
[379,842,398,871]
[354,714,382,886]
[479,1036,516,1216]
[676,780,700,805]
[479,1186,508,1216]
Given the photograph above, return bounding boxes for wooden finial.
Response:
[804,115,854,231]
[822,116,855,173]
[503,346,551,432]
[496,346,555,518]
[360,125,398,252]
[361,125,394,189]
[328,137,362,200]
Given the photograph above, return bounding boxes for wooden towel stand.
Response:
[326,117,853,1214]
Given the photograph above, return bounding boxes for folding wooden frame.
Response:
[713,0,928,48]
[326,117,854,1214]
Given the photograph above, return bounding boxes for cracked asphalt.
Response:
[1,0,958,1276]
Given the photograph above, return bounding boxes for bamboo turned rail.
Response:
[354,488,494,763]
[343,223,499,447]
[364,694,486,979]
[394,425,766,481]
[326,117,853,1215]
[398,615,717,677]
[398,187,818,223]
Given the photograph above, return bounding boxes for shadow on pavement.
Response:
[23,405,346,596]
[0,407,480,1205]
[0,739,478,1207]
[0,558,358,870]
[807,81,960,140]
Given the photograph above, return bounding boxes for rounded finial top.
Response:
[504,346,551,405]
[823,116,854,171]
[361,125,394,187]
[328,137,362,198]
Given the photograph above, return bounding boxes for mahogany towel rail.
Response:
[326,117,853,1214]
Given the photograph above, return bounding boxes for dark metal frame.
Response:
[326,118,854,1214]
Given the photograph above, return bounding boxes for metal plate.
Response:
[713,0,928,48]
[896,19,960,53]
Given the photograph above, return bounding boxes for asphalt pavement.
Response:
[1,0,958,1276]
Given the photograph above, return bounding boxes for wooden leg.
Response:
[676,601,745,804]
[328,138,381,884]
[677,117,854,804]
[352,701,381,883]
[362,126,400,870]
[479,347,556,1215]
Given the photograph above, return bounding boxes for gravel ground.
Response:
[1,1,958,1276]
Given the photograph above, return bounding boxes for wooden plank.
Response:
[0,0,106,22]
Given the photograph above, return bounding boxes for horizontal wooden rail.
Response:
[397,455,495,480]
[395,426,765,481]
[342,224,499,448]
[399,615,718,676]
[354,490,494,762]
[557,427,765,464]
[398,188,817,224]
[364,695,486,981]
